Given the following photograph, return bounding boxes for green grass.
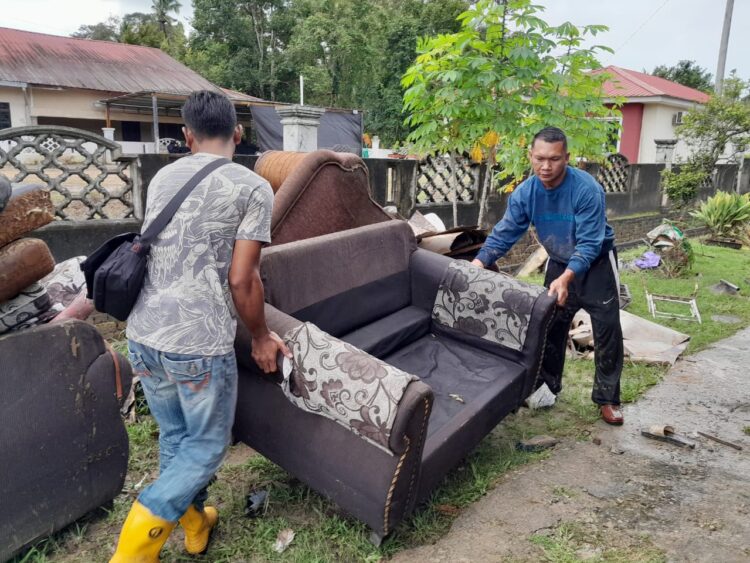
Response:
[618,241,750,352]
[12,241,750,562]
[744,426,750,436]
[530,521,666,563]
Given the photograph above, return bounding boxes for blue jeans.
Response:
[127,340,238,522]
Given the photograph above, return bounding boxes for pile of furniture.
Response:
[0,177,133,560]
[0,180,58,332]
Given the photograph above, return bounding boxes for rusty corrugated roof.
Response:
[220,87,267,103]
[0,27,218,94]
[592,66,710,104]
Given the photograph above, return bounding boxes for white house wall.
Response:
[637,103,688,163]
[0,86,32,127]
[30,87,183,124]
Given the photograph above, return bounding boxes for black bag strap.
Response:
[140,157,232,245]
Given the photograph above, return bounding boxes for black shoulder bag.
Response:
[81,157,231,321]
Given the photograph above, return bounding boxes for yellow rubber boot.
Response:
[178,505,218,555]
[110,500,176,563]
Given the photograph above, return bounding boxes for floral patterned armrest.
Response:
[282,322,418,455]
[432,260,545,352]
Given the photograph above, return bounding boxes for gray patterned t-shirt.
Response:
[126,153,273,355]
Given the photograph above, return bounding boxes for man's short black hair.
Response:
[181,90,237,141]
[532,127,568,151]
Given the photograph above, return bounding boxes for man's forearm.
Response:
[230,272,269,339]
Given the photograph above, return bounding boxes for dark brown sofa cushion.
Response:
[257,150,391,246]
[0,321,131,560]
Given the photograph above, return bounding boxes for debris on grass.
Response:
[273,528,295,553]
[434,504,461,516]
[517,435,559,452]
[244,489,269,518]
[646,286,701,324]
[711,314,741,324]
[525,383,557,409]
[709,279,740,295]
[634,251,661,269]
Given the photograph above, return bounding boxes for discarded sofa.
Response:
[0,320,132,561]
[254,149,391,246]
[234,220,556,542]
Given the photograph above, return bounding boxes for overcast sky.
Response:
[1,0,747,81]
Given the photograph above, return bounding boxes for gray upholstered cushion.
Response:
[433,260,545,351]
[282,322,418,454]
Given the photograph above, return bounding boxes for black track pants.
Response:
[541,250,624,405]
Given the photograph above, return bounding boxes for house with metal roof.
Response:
[0,27,268,153]
[592,65,710,164]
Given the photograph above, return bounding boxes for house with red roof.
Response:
[592,65,710,164]
[0,27,263,152]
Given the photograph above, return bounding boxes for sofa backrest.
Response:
[254,150,391,246]
[260,220,416,336]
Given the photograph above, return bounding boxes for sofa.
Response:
[234,220,556,542]
[0,320,132,560]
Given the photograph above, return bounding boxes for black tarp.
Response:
[250,106,362,154]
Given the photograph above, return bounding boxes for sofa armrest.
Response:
[389,380,433,455]
[409,248,452,312]
[282,321,423,455]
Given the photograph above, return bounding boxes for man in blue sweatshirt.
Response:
[472,127,624,425]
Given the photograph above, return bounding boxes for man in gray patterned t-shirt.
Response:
[111,91,290,562]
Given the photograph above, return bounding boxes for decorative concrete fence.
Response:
[0,126,143,259]
[0,126,141,221]
[2,125,748,263]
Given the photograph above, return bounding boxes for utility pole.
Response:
[715,0,734,96]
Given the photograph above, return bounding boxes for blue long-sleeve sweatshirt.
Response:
[475,166,615,277]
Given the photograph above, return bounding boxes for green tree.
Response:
[152,0,182,39]
[403,0,620,226]
[187,0,295,100]
[652,60,713,93]
[70,11,187,56]
[662,73,750,205]
[71,16,121,41]
[284,0,385,108]
[120,12,164,47]
[678,74,750,168]
[365,0,469,146]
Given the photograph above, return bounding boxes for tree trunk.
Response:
[448,152,459,228]
[477,162,493,228]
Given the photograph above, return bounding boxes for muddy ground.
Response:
[393,327,750,562]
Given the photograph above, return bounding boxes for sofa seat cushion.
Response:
[383,333,526,440]
[340,306,431,359]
